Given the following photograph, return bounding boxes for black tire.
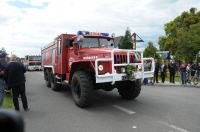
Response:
[117,79,141,100]
[71,71,93,107]
[50,73,61,91]
[45,71,51,88]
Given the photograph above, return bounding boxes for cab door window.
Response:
[57,38,62,54]
[52,49,56,65]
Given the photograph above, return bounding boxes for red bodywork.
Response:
[42,34,75,78]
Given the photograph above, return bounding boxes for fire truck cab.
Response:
[24,55,42,71]
[41,31,154,107]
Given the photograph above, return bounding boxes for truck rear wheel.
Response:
[50,73,61,91]
[71,71,93,107]
[117,79,141,100]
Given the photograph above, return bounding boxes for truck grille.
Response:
[114,53,136,64]
[114,54,127,64]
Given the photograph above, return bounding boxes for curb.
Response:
[144,82,200,88]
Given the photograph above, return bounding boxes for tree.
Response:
[0,47,8,66]
[119,28,133,49]
[0,47,7,58]
[143,41,159,58]
[158,7,200,62]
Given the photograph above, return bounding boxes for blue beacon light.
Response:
[77,31,89,36]
[100,33,109,36]
[77,31,109,36]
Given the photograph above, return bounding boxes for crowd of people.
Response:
[0,55,29,111]
[144,59,200,85]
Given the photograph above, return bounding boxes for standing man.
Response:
[4,55,29,111]
[168,61,176,83]
[190,63,197,81]
[186,63,191,83]
[0,62,5,107]
[180,61,187,85]
[154,59,160,83]
[0,49,7,107]
[160,61,167,83]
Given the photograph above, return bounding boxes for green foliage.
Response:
[119,28,133,49]
[158,7,200,62]
[3,96,13,108]
[125,64,136,80]
[3,92,13,109]
[143,41,159,59]
[0,47,7,58]
[1,47,5,51]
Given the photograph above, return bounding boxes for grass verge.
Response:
[3,95,13,109]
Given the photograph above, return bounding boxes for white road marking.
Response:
[112,105,136,115]
[132,126,137,129]
[158,121,190,132]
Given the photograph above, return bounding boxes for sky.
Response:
[0,0,199,57]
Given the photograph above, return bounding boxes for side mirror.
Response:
[77,35,84,42]
[73,42,79,55]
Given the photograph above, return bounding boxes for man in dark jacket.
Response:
[153,59,160,83]
[190,63,197,80]
[160,61,167,83]
[4,55,29,111]
[168,61,176,83]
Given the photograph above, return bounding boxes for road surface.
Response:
[21,72,200,132]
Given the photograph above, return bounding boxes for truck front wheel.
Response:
[117,79,141,100]
[45,71,51,88]
[71,71,93,107]
[50,73,61,91]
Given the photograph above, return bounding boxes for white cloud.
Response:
[0,0,200,57]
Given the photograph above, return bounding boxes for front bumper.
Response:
[96,71,154,84]
[95,49,155,84]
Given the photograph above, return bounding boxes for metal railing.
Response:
[95,49,148,84]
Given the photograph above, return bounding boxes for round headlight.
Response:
[121,67,125,73]
[138,65,142,70]
[98,65,104,71]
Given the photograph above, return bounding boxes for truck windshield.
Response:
[81,37,114,48]
[99,38,114,48]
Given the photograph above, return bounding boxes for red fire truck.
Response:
[24,55,42,71]
[41,31,154,107]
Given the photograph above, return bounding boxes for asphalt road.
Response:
[21,72,200,132]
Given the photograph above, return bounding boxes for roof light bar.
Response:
[77,31,109,37]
